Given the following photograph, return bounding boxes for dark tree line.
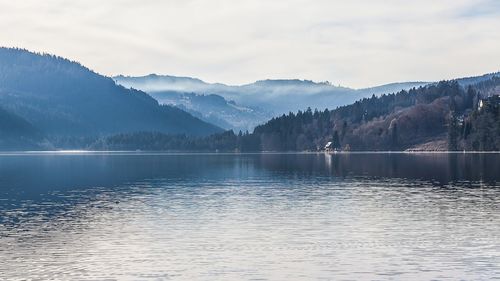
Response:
[90,130,247,152]
[249,80,466,151]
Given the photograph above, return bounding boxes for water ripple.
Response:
[0,153,499,280]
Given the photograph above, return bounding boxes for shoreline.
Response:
[0,150,499,156]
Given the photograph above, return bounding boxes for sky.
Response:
[0,0,499,88]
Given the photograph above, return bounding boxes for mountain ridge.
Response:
[114,75,435,131]
[98,75,500,152]
[0,48,222,149]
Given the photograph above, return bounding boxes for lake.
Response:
[0,152,499,280]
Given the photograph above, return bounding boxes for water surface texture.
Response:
[0,153,499,280]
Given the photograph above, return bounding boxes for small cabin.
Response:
[478,99,484,110]
[324,141,335,152]
[325,141,333,151]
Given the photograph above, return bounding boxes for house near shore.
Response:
[324,142,333,152]
[325,141,340,152]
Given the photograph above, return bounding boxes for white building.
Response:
[478,99,484,110]
[324,142,333,151]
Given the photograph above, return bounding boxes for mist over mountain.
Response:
[114,74,431,131]
[146,91,272,132]
[99,75,500,152]
[0,48,221,148]
[114,74,274,131]
[1,47,498,151]
[246,76,500,152]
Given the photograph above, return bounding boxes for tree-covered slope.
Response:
[143,91,272,132]
[114,74,429,129]
[0,48,221,138]
[0,106,44,150]
[93,77,500,152]
[251,78,499,151]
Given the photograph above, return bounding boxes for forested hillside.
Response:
[142,90,271,132]
[0,48,221,144]
[3,47,495,151]
[251,78,499,151]
[459,79,500,151]
[115,74,429,130]
[94,77,500,151]
[0,106,44,150]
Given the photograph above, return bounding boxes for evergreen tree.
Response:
[391,122,398,149]
[332,131,341,149]
[448,112,459,151]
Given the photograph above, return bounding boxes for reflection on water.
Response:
[0,153,499,280]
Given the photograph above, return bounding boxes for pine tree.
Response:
[448,112,459,151]
[332,131,341,150]
[391,122,398,149]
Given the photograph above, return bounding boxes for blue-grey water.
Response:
[0,152,499,280]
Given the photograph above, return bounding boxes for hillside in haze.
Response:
[0,106,43,149]
[249,76,500,151]
[97,75,500,152]
[1,48,498,151]
[114,75,429,130]
[136,90,272,132]
[0,48,221,149]
[114,74,273,131]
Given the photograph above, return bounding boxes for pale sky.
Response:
[0,0,499,88]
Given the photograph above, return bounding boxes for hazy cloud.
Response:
[0,0,499,87]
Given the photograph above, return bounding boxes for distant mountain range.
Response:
[0,47,498,151]
[139,91,271,132]
[99,76,500,152]
[115,73,500,132]
[246,76,500,152]
[0,48,221,149]
[114,75,431,131]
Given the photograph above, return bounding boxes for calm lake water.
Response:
[0,152,499,280]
